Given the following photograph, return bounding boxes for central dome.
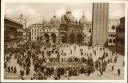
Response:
[61,10,75,24]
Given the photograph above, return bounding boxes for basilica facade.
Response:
[30,10,92,45]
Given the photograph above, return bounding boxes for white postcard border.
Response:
[1,0,128,82]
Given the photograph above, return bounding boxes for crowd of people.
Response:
[4,41,124,80]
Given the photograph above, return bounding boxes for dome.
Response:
[61,10,75,24]
[79,15,87,24]
[50,15,59,24]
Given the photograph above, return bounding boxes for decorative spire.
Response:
[66,7,68,13]
[82,11,85,17]
[25,19,27,27]
[53,9,56,17]
[20,13,23,18]
[43,16,45,25]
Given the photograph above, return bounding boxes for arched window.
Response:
[111,34,112,37]
[113,39,115,43]
[112,25,115,30]
[77,34,83,44]
[109,34,111,37]
[109,39,112,43]
[70,33,75,44]
[51,33,56,43]
[44,33,49,43]
[60,32,67,43]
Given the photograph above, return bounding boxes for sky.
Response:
[4,3,125,26]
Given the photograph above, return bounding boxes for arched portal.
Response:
[51,33,56,43]
[109,39,112,43]
[70,33,75,44]
[60,32,67,43]
[44,33,49,43]
[77,34,83,44]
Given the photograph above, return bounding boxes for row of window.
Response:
[31,37,36,40]
[31,29,38,35]
[31,29,57,34]
[108,39,115,43]
[109,34,116,37]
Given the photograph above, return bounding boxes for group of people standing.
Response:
[4,41,124,80]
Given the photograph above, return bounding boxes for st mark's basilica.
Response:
[30,9,92,45]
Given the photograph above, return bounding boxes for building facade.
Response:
[17,14,28,41]
[4,17,23,48]
[59,10,84,44]
[30,23,59,44]
[17,14,26,29]
[116,17,125,54]
[30,10,92,45]
[108,19,120,46]
[92,3,109,46]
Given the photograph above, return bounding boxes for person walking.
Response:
[118,68,120,76]
[14,67,17,73]
[8,66,10,72]
[112,66,114,71]
[11,66,13,72]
